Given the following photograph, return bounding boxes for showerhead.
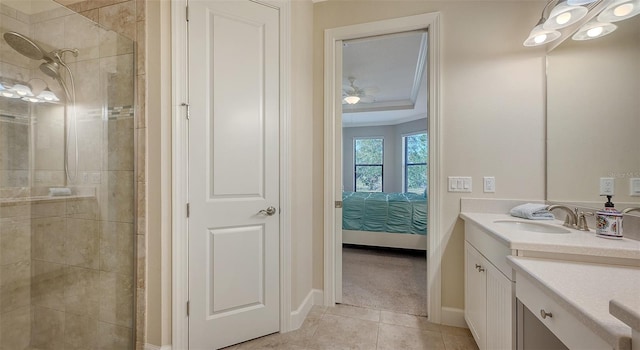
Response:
[40,61,61,79]
[3,31,48,61]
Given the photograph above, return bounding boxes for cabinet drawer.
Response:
[465,222,513,279]
[516,274,610,350]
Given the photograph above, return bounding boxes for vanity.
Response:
[460,2,640,349]
[461,200,640,350]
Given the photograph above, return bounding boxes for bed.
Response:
[342,191,427,250]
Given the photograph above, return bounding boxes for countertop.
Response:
[508,256,639,350]
[460,212,640,260]
[611,297,640,332]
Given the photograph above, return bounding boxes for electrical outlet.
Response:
[483,176,495,193]
[600,177,615,196]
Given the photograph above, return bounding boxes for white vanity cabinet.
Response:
[465,221,515,350]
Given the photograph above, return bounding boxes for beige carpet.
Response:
[341,245,427,316]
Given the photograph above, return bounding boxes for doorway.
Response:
[323,12,443,323]
[339,29,429,316]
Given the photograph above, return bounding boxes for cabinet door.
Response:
[486,261,514,350]
[465,242,487,350]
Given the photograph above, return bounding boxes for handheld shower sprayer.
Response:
[3,31,80,184]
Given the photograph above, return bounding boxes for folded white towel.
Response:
[49,187,72,196]
[510,203,554,220]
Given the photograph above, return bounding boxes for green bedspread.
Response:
[342,191,427,235]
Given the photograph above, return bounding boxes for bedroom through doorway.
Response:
[339,30,429,317]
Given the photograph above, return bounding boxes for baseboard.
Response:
[441,307,468,329]
[290,289,324,330]
[144,344,172,350]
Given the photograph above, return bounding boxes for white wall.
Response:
[314,1,546,311]
[342,119,427,192]
[147,0,172,346]
[290,0,315,310]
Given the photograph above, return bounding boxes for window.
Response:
[354,138,383,192]
[403,133,428,194]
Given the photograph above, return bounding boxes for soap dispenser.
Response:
[596,195,623,239]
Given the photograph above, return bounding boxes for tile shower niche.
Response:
[0,1,136,349]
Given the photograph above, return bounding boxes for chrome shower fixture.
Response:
[3,31,78,101]
[3,31,80,183]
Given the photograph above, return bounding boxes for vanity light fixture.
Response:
[598,0,640,22]
[543,1,589,30]
[524,0,563,46]
[572,21,617,40]
[0,82,16,98]
[37,88,60,102]
[11,83,34,97]
[0,78,60,103]
[567,0,598,5]
[524,21,562,46]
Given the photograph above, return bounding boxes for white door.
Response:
[188,1,280,349]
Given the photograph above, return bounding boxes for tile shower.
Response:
[0,1,135,349]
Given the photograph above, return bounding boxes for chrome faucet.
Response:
[622,207,640,214]
[546,204,578,228]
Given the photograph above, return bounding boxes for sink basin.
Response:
[493,220,571,234]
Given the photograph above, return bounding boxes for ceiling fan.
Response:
[342,77,379,105]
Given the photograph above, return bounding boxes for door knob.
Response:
[258,206,277,216]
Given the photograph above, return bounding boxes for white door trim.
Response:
[171,1,292,349]
[323,12,443,323]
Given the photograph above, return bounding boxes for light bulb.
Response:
[37,89,59,102]
[534,34,548,44]
[556,12,572,24]
[587,26,604,37]
[614,3,634,16]
[21,96,41,103]
[573,21,617,40]
[11,84,33,97]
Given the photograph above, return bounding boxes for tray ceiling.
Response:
[342,30,428,127]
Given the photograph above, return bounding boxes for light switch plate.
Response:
[631,178,640,196]
[600,177,615,196]
[448,176,472,192]
[483,176,495,193]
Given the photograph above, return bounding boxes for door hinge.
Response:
[181,103,190,120]
[186,301,190,316]
[335,201,343,208]
[185,5,189,22]
[186,203,190,218]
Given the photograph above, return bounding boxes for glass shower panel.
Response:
[0,1,135,349]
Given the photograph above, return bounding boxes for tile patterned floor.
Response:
[223,304,479,350]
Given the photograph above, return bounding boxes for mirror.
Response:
[546,15,640,207]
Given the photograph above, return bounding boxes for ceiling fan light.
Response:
[543,2,588,29]
[344,96,360,104]
[598,0,640,22]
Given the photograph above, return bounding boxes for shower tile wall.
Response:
[0,1,137,349]
[56,1,149,348]
[56,1,147,347]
